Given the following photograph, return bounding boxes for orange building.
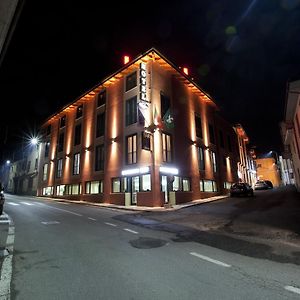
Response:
[255,158,281,187]
[37,48,239,207]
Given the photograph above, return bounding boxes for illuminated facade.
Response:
[255,158,281,187]
[234,124,257,186]
[37,48,239,207]
[281,79,300,191]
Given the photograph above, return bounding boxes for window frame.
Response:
[162,132,172,163]
[73,153,80,175]
[126,134,137,165]
[125,71,137,92]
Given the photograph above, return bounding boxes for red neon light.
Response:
[124,55,130,64]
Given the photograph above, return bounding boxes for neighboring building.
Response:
[280,80,300,191]
[278,155,295,185]
[234,124,257,186]
[6,145,39,195]
[255,158,281,187]
[37,48,239,207]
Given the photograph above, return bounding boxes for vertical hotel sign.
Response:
[138,62,150,125]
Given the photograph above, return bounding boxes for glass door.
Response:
[131,176,139,205]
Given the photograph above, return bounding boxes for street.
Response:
[0,187,300,299]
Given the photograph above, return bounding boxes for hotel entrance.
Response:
[124,176,140,205]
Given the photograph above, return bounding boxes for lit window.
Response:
[210,151,217,173]
[56,185,66,196]
[126,134,137,164]
[172,176,180,191]
[71,183,81,195]
[141,174,151,191]
[162,133,172,162]
[182,178,191,191]
[86,181,103,194]
[125,71,137,91]
[42,186,53,196]
[112,178,121,193]
[200,180,218,192]
[73,153,80,175]
[43,163,48,181]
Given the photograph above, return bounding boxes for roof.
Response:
[44,47,218,125]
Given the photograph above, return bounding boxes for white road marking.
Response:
[39,203,82,216]
[0,220,9,224]
[7,202,19,206]
[88,217,96,221]
[0,214,14,299]
[41,221,60,225]
[124,228,139,234]
[104,222,117,227]
[285,285,300,295]
[21,202,34,206]
[190,252,231,268]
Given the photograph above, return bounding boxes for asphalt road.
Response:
[1,191,300,299]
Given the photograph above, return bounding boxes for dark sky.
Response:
[1,0,300,162]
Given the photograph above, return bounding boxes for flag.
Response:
[162,108,174,129]
[153,106,163,129]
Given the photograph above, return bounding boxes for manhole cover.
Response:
[129,237,168,249]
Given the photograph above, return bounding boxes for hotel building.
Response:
[37,48,239,207]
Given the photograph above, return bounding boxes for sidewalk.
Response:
[41,194,229,212]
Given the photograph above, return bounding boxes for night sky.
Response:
[1,0,300,162]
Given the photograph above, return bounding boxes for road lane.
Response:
[2,194,300,300]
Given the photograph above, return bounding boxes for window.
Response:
[76,105,83,119]
[224,182,232,189]
[200,180,218,192]
[60,115,66,128]
[125,96,137,126]
[172,176,180,191]
[97,90,106,107]
[73,153,80,175]
[42,186,53,196]
[197,147,205,171]
[96,112,105,137]
[227,135,232,152]
[95,144,104,171]
[162,133,172,162]
[35,158,38,170]
[211,151,217,173]
[219,130,224,148]
[209,124,215,144]
[58,133,64,152]
[43,164,48,181]
[125,71,137,91]
[46,125,51,136]
[45,141,50,157]
[182,178,191,191]
[195,114,203,139]
[71,183,81,195]
[112,178,121,193]
[27,161,31,172]
[56,185,66,196]
[142,131,151,151]
[126,134,137,164]
[57,159,63,178]
[141,174,151,191]
[86,181,103,194]
[74,124,81,146]
[161,93,170,119]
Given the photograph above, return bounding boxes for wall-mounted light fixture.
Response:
[66,154,71,159]
[111,138,116,144]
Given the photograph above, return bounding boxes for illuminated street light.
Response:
[6,160,10,165]
[31,137,38,145]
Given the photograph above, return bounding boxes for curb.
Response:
[36,194,229,212]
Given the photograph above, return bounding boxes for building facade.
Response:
[255,157,281,187]
[234,124,257,186]
[278,155,295,186]
[37,48,239,207]
[281,79,300,191]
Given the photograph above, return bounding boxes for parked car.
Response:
[264,180,273,189]
[254,180,269,190]
[230,182,254,197]
[0,189,4,215]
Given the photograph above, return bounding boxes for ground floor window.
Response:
[223,182,232,189]
[42,186,53,196]
[85,180,103,194]
[164,176,191,192]
[200,180,218,192]
[112,174,152,193]
[56,183,82,195]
